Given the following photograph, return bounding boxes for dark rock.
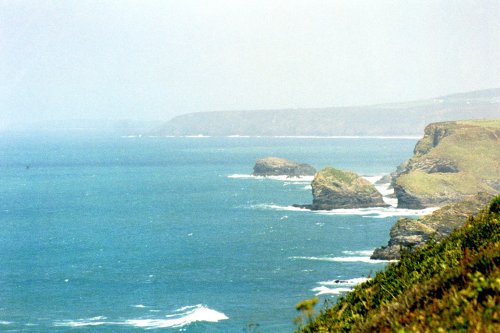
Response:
[371,192,493,260]
[252,157,316,177]
[308,167,388,210]
[371,246,402,260]
[375,174,392,185]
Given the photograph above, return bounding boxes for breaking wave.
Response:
[289,256,394,264]
[254,203,437,218]
[312,277,371,296]
[53,304,228,329]
[312,286,352,295]
[318,277,370,286]
[228,174,314,182]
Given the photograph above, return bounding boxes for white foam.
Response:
[254,203,438,218]
[125,305,228,329]
[312,286,352,295]
[0,321,13,325]
[315,206,438,218]
[132,304,147,308]
[289,256,393,264]
[341,250,374,256]
[362,175,398,207]
[53,305,228,329]
[318,277,370,286]
[363,175,384,184]
[228,174,314,182]
[54,318,108,327]
[252,204,309,212]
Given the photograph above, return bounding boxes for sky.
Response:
[1,0,499,129]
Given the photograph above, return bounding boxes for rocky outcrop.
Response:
[393,120,500,208]
[298,167,388,210]
[371,192,492,260]
[252,157,316,177]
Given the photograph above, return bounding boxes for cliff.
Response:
[298,167,387,210]
[252,157,316,177]
[371,192,492,260]
[394,119,500,208]
[151,89,500,137]
[296,196,500,332]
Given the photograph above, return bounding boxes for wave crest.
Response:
[289,256,393,264]
[53,304,228,329]
[254,203,437,218]
[228,174,314,182]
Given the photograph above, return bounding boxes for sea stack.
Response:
[252,157,316,177]
[309,167,388,209]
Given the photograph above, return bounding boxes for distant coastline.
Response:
[136,135,422,139]
[151,88,500,137]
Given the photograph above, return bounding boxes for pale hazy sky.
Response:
[1,0,499,128]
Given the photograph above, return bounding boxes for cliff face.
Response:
[252,157,316,177]
[371,192,493,260]
[309,167,387,209]
[394,119,500,209]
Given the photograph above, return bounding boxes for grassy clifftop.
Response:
[394,119,500,208]
[296,196,500,332]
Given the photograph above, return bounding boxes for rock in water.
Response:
[252,157,316,177]
[310,167,388,209]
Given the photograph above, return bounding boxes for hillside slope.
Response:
[371,192,492,260]
[296,196,500,332]
[152,88,500,136]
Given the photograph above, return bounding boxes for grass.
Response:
[396,120,500,198]
[396,171,491,196]
[295,195,500,332]
[315,167,358,186]
[456,119,500,129]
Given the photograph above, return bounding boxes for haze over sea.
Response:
[0,134,428,332]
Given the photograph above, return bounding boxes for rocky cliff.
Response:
[371,192,493,260]
[252,157,316,177]
[301,167,387,209]
[393,119,500,208]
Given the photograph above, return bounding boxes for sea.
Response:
[0,134,432,332]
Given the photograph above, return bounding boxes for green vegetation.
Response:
[396,171,489,196]
[315,167,357,186]
[395,119,500,207]
[457,119,500,129]
[296,196,500,332]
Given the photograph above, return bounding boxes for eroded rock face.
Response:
[371,192,492,260]
[252,157,316,177]
[309,167,387,209]
[393,120,500,208]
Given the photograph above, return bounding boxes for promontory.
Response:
[393,119,500,208]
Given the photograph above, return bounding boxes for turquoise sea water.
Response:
[0,135,418,332]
